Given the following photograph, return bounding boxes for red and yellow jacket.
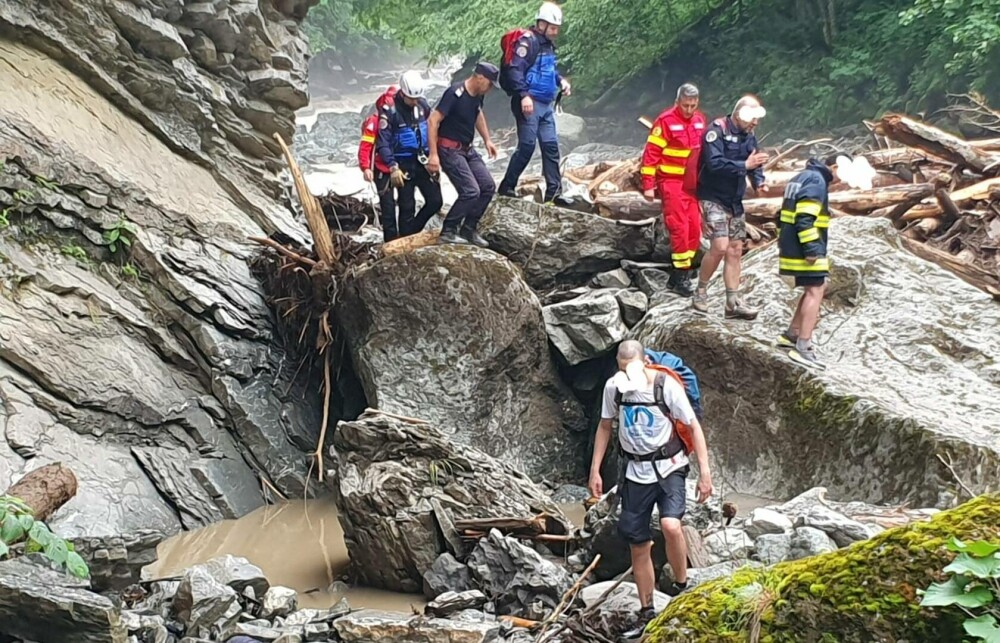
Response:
[358,85,398,175]
[640,106,707,192]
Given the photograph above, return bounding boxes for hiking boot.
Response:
[437,230,469,245]
[667,271,695,298]
[776,331,798,350]
[549,194,575,207]
[724,299,759,321]
[497,185,517,198]
[461,228,490,248]
[691,290,709,314]
[620,606,656,641]
[664,580,689,597]
[789,346,827,370]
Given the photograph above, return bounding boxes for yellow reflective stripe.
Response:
[779,210,796,224]
[798,228,820,243]
[674,259,692,268]
[780,258,830,271]
[661,147,691,158]
[361,135,376,143]
[815,215,831,229]
[795,200,823,216]
[646,135,667,148]
[641,166,657,176]
[658,164,686,175]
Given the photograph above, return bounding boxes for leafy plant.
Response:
[0,207,10,229]
[103,217,136,255]
[427,458,469,486]
[33,176,57,190]
[121,262,140,280]
[0,495,90,579]
[60,243,89,263]
[13,189,33,203]
[920,537,1000,642]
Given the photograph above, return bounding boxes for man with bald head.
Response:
[589,339,714,638]
[693,95,770,319]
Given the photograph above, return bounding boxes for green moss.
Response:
[645,493,1000,643]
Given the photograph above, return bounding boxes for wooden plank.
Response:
[875,114,1000,175]
[683,525,709,568]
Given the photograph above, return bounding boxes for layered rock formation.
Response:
[336,245,587,480]
[633,217,1000,507]
[0,0,322,538]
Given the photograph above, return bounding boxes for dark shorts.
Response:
[617,465,689,545]
[794,275,827,288]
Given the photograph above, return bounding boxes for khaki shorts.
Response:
[700,200,747,242]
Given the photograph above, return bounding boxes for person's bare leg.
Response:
[723,239,743,293]
[789,293,807,336]
[662,517,688,584]
[798,283,826,341]
[630,541,656,608]
[697,237,728,292]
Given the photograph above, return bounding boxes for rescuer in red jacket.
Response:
[641,83,707,297]
[358,84,400,241]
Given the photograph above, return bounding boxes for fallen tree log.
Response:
[744,183,935,219]
[588,159,640,198]
[646,493,1000,642]
[381,230,440,256]
[875,114,1000,176]
[594,192,661,221]
[763,170,907,194]
[3,463,77,522]
[900,176,1000,221]
[900,237,1000,299]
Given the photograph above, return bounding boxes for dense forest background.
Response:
[303,0,1000,135]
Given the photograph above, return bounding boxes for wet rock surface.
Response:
[479,198,656,289]
[336,246,586,480]
[543,289,628,365]
[334,609,500,643]
[332,411,572,593]
[0,0,320,539]
[633,217,1000,507]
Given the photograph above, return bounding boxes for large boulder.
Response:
[336,245,587,480]
[333,609,500,643]
[0,0,321,539]
[646,493,1000,643]
[555,111,589,151]
[632,217,1000,508]
[331,411,572,593]
[0,559,126,643]
[479,198,656,289]
[543,289,628,365]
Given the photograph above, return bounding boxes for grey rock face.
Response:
[743,508,794,540]
[171,567,239,634]
[0,559,126,643]
[685,560,763,589]
[754,533,793,565]
[336,246,586,481]
[72,530,166,592]
[616,289,649,327]
[260,586,298,619]
[467,529,574,621]
[579,581,670,618]
[788,527,838,560]
[543,290,628,365]
[333,609,501,643]
[592,268,632,289]
[635,269,671,298]
[423,553,474,599]
[0,0,321,538]
[702,528,755,565]
[332,412,571,593]
[479,199,655,289]
[798,505,882,548]
[199,555,270,596]
[425,590,488,618]
[632,217,1000,507]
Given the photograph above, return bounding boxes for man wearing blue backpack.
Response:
[589,341,712,640]
[497,2,574,206]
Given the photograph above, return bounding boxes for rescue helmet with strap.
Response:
[614,365,696,458]
[536,2,563,25]
[399,71,427,99]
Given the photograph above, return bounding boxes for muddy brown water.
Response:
[146,492,773,611]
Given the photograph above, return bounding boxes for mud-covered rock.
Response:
[332,412,572,593]
[336,246,586,480]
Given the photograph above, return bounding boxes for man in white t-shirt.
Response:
[588,339,714,638]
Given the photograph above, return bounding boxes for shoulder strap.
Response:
[713,117,729,135]
[653,372,672,419]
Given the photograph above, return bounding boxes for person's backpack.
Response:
[614,365,695,457]
[500,27,532,66]
[643,349,703,419]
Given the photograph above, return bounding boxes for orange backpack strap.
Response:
[651,370,695,456]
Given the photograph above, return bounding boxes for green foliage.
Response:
[33,176,57,190]
[60,243,89,263]
[103,217,135,255]
[0,208,10,229]
[0,495,89,580]
[121,262,140,280]
[920,536,1000,642]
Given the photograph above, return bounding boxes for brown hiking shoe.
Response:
[724,300,758,320]
[692,291,709,314]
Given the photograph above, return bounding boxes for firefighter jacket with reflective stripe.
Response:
[697,116,765,215]
[779,159,834,277]
[358,112,392,174]
[640,106,706,192]
[376,95,432,167]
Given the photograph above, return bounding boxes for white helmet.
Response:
[536,2,563,26]
[399,70,427,99]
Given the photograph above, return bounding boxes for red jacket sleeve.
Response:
[641,115,668,191]
[358,116,377,171]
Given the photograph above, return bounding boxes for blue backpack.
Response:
[642,349,704,420]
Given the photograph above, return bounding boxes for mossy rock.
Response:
[645,493,1000,642]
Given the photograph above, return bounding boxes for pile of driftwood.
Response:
[550,113,1000,299]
